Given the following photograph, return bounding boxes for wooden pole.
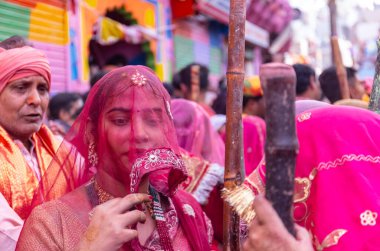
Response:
[190,64,201,102]
[223,0,246,250]
[331,36,350,99]
[328,0,338,63]
[328,0,337,38]
[328,0,350,99]
[369,37,380,113]
[260,63,298,236]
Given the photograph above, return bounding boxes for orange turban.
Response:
[0,46,51,93]
[243,75,263,97]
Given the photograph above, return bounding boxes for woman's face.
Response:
[0,75,49,140]
[100,88,169,176]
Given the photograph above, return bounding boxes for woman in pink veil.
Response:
[171,99,225,204]
[171,99,225,245]
[225,105,380,250]
[172,99,224,245]
[171,99,225,166]
[241,115,266,175]
[216,115,266,176]
[16,66,213,250]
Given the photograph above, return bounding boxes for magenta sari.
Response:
[232,106,380,250]
[242,115,266,175]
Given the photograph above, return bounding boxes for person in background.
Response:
[241,115,266,175]
[217,114,266,176]
[239,76,267,175]
[103,54,128,72]
[293,64,321,101]
[48,92,83,135]
[163,82,174,97]
[212,75,265,119]
[211,76,266,175]
[172,99,224,166]
[226,105,380,251]
[173,63,215,116]
[83,70,109,102]
[361,77,373,101]
[171,72,183,99]
[172,99,225,245]
[243,76,265,119]
[319,66,367,103]
[210,78,227,145]
[0,36,30,49]
[295,100,330,115]
[211,77,227,115]
[334,98,369,109]
[242,102,324,251]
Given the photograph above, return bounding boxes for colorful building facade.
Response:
[0,0,271,92]
[0,0,70,93]
[173,18,228,88]
[78,0,173,83]
[172,0,269,88]
[0,0,173,92]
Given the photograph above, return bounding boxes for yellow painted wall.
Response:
[80,0,158,80]
[29,2,68,45]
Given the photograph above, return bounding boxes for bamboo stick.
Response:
[328,0,337,64]
[328,0,337,37]
[190,64,200,102]
[260,63,298,236]
[331,36,350,99]
[223,0,246,250]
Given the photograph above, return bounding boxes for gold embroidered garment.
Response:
[16,185,212,251]
[179,152,224,205]
[0,125,78,219]
[224,106,380,250]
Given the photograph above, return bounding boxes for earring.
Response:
[88,142,98,167]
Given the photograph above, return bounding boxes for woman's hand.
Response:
[79,193,151,251]
[243,195,313,251]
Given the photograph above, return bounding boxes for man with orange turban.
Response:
[243,75,265,119]
[0,44,79,250]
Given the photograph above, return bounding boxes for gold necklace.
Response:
[89,177,153,218]
[92,177,114,204]
[88,177,115,220]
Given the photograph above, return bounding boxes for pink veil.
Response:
[32,66,185,204]
[171,99,225,166]
[242,115,266,175]
[26,66,210,250]
[226,106,380,250]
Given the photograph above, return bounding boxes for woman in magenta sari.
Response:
[217,115,266,176]
[16,66,213,250]
[225,105,380,251]
[171,99,225,203]
[171,99,224,244]
[241,115,266,175]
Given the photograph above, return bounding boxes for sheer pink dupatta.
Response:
[242,115,266,175]
[292,106,380,250]
[27,65,211,251]
[234,106,380,250]
[171,99,225,166]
